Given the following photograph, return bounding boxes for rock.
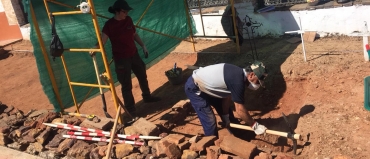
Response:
[36,126,51,144]
[148,140,156,147]
[165,142,182,159]
[206,146,221,159]
[139,145,151,155]
[80,118,113,131]
[3,105,14,114]
[178,141,191,151]
[28,109,49,118]
[254,152,273,159]
[115,143,134,158]
[45,130,66,149]
[19,135,36,144]
[57,138,76,154]
[52,118,66,124]
[90,146,101,159]
[181,150,198,159]
[123,152,141,159]
[39,150,60,159]
[219,135,257,159]
[65,116,82,125]
[67,140,95,158]
[189,136,216,151]
[124,126,140,135]
[27,142,44,154]
[163,134,185,145]
[7,142,28,151]
[23,119,38,128]
[35,112,59,130]
[132,118,160,136]
[98,146,108,157]
[275,153,294,159]
[188,135,200,144]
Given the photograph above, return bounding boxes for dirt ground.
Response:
[1,35,370,159]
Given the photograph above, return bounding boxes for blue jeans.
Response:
[184,77,238,136]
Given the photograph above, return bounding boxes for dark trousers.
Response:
[114,52,150,113]
[184,77,238,136]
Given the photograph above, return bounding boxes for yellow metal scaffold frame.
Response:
[30,0,200,158]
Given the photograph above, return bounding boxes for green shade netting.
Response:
[24,0,196,112]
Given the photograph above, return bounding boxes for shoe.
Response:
[143,96,161,103]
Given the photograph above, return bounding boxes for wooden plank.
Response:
[303,31,317,42]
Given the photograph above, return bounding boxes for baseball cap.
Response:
[250,61,268,87]
[113,0,133,11]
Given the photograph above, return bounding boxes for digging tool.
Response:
[230,120,301,155]
[282,112,298,155]
[91,54,112,118]
[229,123,301,140]
[99,73,133,119]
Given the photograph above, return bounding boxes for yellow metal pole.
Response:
[183,0,196,52]
[65,48,100,52]
[230,0,240,53]
[30,1,64,112]
[60,56,81,113]
[52,11,84,16]
[43,0,51,23]
[88,0,122,122]
[47,0,79,9]
[70,82,111,88]
[136,26,193,42]
[136,0,154,26]
[197,0,206,36]
[43,0,81,114]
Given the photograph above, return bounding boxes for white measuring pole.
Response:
[285,17,307,62]
[363,21,369,61]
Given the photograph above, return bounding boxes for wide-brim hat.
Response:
[113,0,133,11]
[250,61,268,87]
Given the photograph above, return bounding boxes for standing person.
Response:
[184,61,268,136]
[92,0,160,118]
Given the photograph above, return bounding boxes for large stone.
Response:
[27,142,44,154]
[7,142,28,151]
[90,146,101,159]
[220,135,257,159]
[163,134,185,145]
[181,150,198,159]
[165,142,182,159]
[218,128,233,140]
[178,141,191,151]
[28,109,49,118]
[189,136,217,151]
[39,150,60,159]
[132,118,160,136]
[57,138,76,154]
[67,140,95,158]
[98,146,108,157]
[45,130,66,149]
[275,153,294,159]
[206,146,221,159]
[36,126,51,144]
[124,126,140,135]
[254,152,273,159]
[115,143,134,158]
[139,145,151,155]
[23,119,37,128]
[80,117,113,131]
[36,112,59,130]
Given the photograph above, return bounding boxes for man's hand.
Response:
[221,114,231,128]
[142,45,148,58]
[252,122,267,135]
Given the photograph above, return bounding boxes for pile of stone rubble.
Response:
[0,100,292,159]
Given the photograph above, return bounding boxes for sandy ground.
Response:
[1,35,370,159]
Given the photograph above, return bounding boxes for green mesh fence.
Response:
[24,0,196,112]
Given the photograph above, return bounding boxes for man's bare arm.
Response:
[234,102,255,126]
